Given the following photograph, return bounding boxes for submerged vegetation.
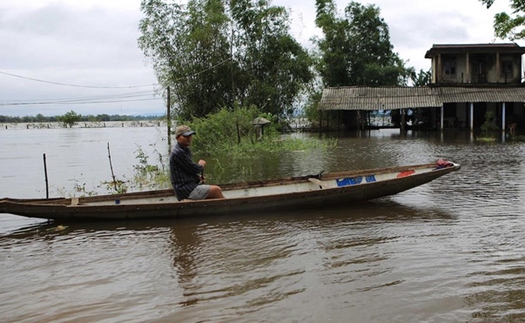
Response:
[54,106,336,197]
[477,111,499,142]
[182,104,334,156]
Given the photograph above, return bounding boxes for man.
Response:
[169,125,225,201]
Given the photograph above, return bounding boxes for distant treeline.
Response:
[0,114,163,123]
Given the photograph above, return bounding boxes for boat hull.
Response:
[0,162,460,221]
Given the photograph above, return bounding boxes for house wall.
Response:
[433,53,522,84]
[456,56,468,83]
[497,54,521,83]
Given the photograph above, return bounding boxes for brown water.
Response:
[1,127,525,322]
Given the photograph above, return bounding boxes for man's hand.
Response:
[198,160,206,182]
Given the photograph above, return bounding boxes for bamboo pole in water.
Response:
[43,153,49,199]
[107,143,118,191]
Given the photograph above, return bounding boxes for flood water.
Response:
[1,126,525,322]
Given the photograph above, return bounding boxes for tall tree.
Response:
[139,0,232,118]
[480,0,525,40]
[314,0,351,87]
[314,0,411,87]
[139,0,313,119]
[59,110,82,128]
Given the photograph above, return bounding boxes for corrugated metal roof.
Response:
[436,87,525,103]
[319,86,525,111]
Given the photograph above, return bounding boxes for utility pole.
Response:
[167,86,171,147]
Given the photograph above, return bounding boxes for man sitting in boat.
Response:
[169,125,225,201]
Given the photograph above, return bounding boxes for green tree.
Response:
[313,0,351,87]
[96,114,110,121]
[59,110,82,128]
[410,69,432,86]
[22,116,33,122]
[138,0,313,120]
[481,0,525,40]
[481,110,499,135]
[185,104,262,154]
[35,113,45,122]
[314,0,411,87]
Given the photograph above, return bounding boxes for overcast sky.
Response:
[0,0,518,117]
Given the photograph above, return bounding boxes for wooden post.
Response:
[43,154,49,199]
[441,106,445,131]
[470,102,474,132]
[167,86,171,147]
[400,109,406,133]
[501,102,506,133]
[107,143,118,192]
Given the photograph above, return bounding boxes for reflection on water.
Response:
[1,201,459,323]
[2,128,525,322]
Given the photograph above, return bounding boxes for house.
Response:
[318,43,525,133]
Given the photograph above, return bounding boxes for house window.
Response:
[444,61,456,75]
[501,61,513,77]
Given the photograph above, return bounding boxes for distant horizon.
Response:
[0,111,166,119]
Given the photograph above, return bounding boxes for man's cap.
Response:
[175,125,196,137]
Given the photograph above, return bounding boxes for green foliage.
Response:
[314,0,411,87]
[481,110,499,135]
[99,144,171,193]
[102,179,129,194]
[179,104,262,155]
[178,105,336,156]
[131,145,170,190]
[480,0,495,7]
[58,110,82,128]
[480,0,525,40]
[410,69,432,86]
[138,0,313,119]
[54,180,98,198]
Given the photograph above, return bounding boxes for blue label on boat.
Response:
[337,176,362,186]
[365,175,376,182]
[337,175,376,186]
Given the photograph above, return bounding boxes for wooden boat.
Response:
[0,160,460,221]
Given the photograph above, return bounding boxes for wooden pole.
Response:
[107,142,118,192]
[167,86,171,147]
[401,109,406,132]
[43,153,49,199]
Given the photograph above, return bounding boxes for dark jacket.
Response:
[169,143,204,200]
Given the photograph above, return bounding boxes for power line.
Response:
[0,58,231,89]
[0,94,163,106]
[0,58,232,107]
[0,70,158,89]
[0,90,163,107]
[0,97,162,107]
